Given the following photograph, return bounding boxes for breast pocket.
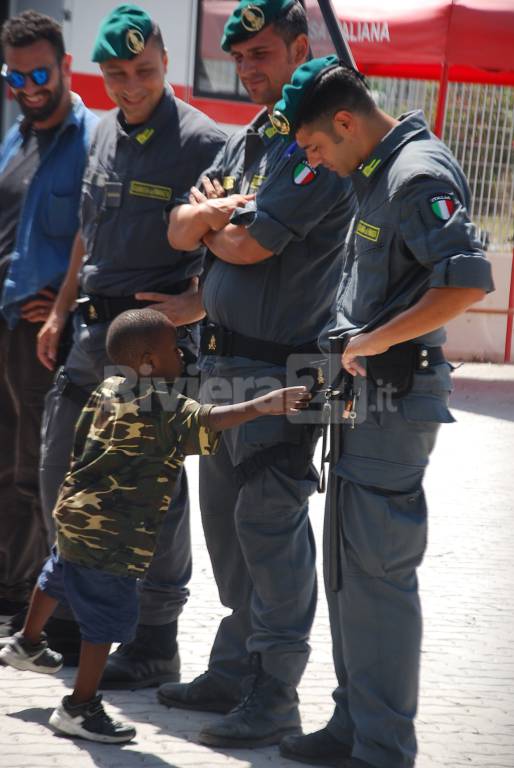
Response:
[41,190,80,238]
[349,222,393,313]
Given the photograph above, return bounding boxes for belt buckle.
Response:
[202,324,223,355]
[55,366,68,394]
[203,325,234,357]
[76,295,99,323]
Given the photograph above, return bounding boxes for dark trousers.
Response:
[0,315,52,602]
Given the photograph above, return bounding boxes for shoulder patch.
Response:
[292,161,317,186]
[429,194,456,221]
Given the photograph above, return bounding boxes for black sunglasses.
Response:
[1,63,52,89]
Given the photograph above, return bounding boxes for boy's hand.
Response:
[260,386,311,415]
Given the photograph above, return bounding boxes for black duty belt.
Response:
[366,341,446,398]
[77,279,191,325]
[200,323,320,367]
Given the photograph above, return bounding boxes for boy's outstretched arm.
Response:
[203,387,311,432]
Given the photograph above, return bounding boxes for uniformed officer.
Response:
[269,57,495,768]
[37,4,225,685]
[156,0,357,749]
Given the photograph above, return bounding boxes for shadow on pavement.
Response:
[131,701,294,767]
[7,707,181,767]
[450,377,514,421]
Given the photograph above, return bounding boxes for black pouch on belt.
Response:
[365,341,418,399]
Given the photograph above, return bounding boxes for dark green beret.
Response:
[91,4,153,63]
[221,0,297,52]
[271,55,340,137]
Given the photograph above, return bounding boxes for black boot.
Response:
[198,654,301,748]
[99,621,180,690]
[158,670,239,714]
[0,609,27,644]
[280,727,352,766]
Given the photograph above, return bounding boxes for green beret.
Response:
[221,0,296,52]
[91,4,153,63]
[271,55,340,137]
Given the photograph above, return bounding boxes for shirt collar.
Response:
[18,91,84,139]
[116,84,177,148]
[247,108,281,146]
[353,110,430,187]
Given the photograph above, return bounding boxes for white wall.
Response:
[445,250,513,363]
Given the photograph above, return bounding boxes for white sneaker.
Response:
[0,631,62,673]
[49,694,136,744]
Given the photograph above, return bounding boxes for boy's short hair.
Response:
[106,308,175,368]
[1,10,65,61]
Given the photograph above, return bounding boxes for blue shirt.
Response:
[0,94,98,327]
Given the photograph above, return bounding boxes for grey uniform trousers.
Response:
[199,358,319,691]
[324,364,455,768]
[39,315,191,625]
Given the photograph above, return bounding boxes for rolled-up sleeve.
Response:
[231,152,355,255]
[168,398,219,456]
[398,178,495,292]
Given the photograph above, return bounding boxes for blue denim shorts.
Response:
[38,548,139,644]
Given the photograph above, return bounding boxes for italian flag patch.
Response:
[430,194,456,221]
[293,161,317,186]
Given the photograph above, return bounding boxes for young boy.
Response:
[0,308,310,744]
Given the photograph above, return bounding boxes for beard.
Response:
[16,73,64,123]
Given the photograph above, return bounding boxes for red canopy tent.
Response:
[326,0,514,135]
[327,0,514,83]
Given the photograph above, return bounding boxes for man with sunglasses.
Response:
[0,11,97,626]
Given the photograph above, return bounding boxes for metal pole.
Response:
[504,249,514,363]
[317,0,357,70]
[434,61,449,138]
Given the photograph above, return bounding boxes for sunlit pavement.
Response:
[1,362,513,768]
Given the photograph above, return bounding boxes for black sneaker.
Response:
[0,631,62,673]
[49,694,136,744]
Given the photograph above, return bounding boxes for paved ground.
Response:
[0,363,513,768]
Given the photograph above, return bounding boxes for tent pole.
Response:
[504,249,514,363]
[434,61,449,138]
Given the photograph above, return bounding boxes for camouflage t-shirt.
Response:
[54,376,219,577]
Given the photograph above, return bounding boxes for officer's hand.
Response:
[189,187,255,231]
[342,333,390,377]
[20,288,56,323]
[37,307,67,370]
[259,386,311,415]
[135,277,205,326]
[200,176,226,199]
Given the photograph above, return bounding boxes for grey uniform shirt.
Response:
[330,110,494,347]
[80,86,226,296]
[201,111,357,347]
